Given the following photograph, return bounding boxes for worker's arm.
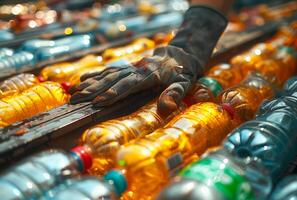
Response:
[70,1,232,116]
[190,0,234,14]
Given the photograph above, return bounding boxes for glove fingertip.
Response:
[157,94,179,118]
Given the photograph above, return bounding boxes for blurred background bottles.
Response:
[0,51,36,76]
[102,38,155,61]
[104,102,237,199]
[157,149,272,200]
[0,81,69,128]
[0,73,39,98]
[76,100,185,176]
[269,175,297,200]
[0,48,14,59]
[40,54,104,83]
[0,149,91,200]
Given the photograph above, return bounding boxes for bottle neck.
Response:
[70,145,93,173]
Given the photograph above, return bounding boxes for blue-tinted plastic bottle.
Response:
[0,148,92,200]
[0,51,36,76]
[224,108,297,181]
[41,176,125,200]
[269,175,297,200]
[0,48,14,59]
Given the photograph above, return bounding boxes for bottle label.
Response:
[166,153,183,177]
[180,157,254,200]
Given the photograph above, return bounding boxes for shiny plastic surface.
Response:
[0,81,69,128]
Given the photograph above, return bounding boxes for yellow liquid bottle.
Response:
[40,55,103,83]
[76,101,185,176]
[0,73,39,98]
[102,38,155,61]
[106,102,237,200]
[0,82,69,128]
[219,72,275,122]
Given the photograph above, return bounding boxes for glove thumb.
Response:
[157,83,185,117]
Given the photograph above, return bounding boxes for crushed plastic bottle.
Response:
[269,175,297,200]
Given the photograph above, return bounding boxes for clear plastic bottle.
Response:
[0,51,36,76]
[104,102,237,199]
[156,149,272,200]
[0,81,69,128]
[102,38,155,61]
[0,48,14,59]
[0,73,39,98]
[76,100,185,176]
[220,72,275,122]
[36,34,95,61]
[224,106,297,181]
[40,177,120,200]
[40,54,104,83]
[0,149,92,200]
[269,175,297,200]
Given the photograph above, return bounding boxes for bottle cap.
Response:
[104,170,127,196]
[278,46,297,58]
[199,77,223,97]
[60,82,72,93]
[222,103,235,119]
[37,76,46,82]
[70,146,92,173]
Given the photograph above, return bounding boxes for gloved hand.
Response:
[70,6,227,116]
[70,45,200,116]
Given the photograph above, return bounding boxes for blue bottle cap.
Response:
[104,170,127,196]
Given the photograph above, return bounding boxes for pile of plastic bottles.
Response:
[0,20,297,200]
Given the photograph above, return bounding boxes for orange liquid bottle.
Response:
[102,38,155,61]
[40,55,103,83]
[231,43,277,77]
[206,63,244,89]
[219,72,275,122]
[0,73,39,98]
[0,82,69,128]
[75,101,185,176]
[105,102,237,200]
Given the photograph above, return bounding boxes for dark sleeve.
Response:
[170,5,228,70]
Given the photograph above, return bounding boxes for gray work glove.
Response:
[70,6,228,116]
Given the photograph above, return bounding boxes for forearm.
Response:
[189,0,234,14]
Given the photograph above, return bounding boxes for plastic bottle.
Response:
[231,43,277,77]
[102,38,155,61]
[0,48,14,59]
[224,106,297,181]
[76,100,185,176]
[0,51,36,76]
[0,149,92,200]
[40,176,121,200]
[0,81,69,128]
[104,102,237,199]
[205,63,244,89]
[40,54,103,83]
[36,34,95,61]
[219,72,275,122]
[157,149,272,200]
[0,73,39,98]
[269,175,297,200]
